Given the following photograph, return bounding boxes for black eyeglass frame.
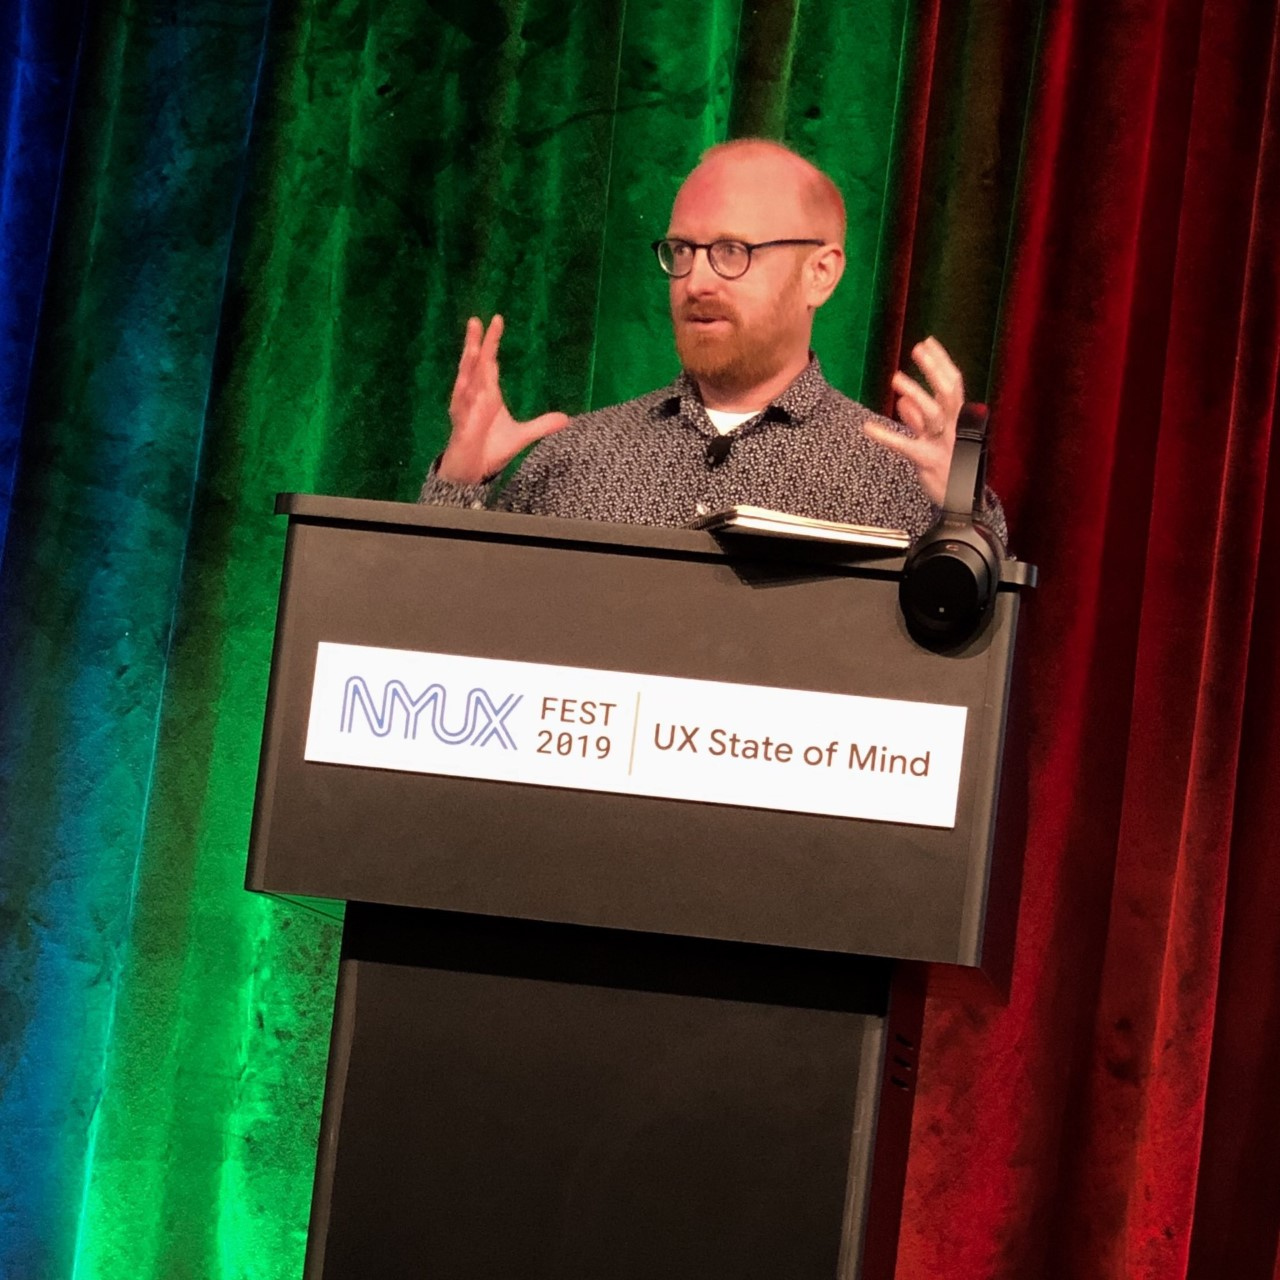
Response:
[651,237,827,280]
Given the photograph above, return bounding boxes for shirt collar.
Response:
[652,356,830,429]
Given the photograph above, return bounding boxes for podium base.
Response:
[305,904,921,1280]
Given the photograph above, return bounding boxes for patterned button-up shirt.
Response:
[419,358,1007,544]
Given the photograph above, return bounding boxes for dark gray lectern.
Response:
[247,495,1035,1280]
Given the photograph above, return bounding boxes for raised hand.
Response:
[439,315,571,485]
[862,336,965,506]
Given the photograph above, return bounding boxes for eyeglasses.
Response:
[651,237,826,280]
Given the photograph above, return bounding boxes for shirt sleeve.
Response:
[417,455,497,509]
[417,436,561,514]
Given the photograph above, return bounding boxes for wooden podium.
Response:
[247,495,1035,1280]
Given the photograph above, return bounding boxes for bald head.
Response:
[694,139,846,246]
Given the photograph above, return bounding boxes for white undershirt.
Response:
[705,408,758,435]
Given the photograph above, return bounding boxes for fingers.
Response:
[892,336,966,442]
[891,372,930,436]
[514,411,571,451]
[478,313,505,384]
[454,315,504,378]
[455,316,487,385]
[457,316,482,371]
[863,418,950,507]
[863,419,933,469]
[873,334,966,509]
[478,314,504,401]
[861,419,911,458]
[912,336,964,410]
[451,317,483,417]
[907,336,965,432]
[451,314,506,425]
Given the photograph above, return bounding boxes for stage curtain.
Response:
[895,1,1280,1277]
[1,0,1278,1277]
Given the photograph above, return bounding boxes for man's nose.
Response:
[683,247,720,291]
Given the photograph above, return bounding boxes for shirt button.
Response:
[695,502,709,517]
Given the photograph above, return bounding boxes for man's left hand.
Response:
[862,336,964,506]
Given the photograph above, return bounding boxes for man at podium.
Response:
[421,138,1005,543]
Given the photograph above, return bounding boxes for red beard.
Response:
[674,302,739,368]
[674,297,789,395]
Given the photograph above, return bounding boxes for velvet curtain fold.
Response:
[0,1,87,565]
[1,1,1278,1277]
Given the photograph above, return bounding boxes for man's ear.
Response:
[806,244,846,309]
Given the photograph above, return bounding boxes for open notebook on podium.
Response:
[691,504,910,552]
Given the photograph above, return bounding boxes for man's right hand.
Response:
[439,315,571,485]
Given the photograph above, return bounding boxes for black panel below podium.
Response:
[305,905,922,1280]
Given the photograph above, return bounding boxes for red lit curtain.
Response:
[896,2,1280,1276]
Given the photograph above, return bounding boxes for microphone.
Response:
[705,434,734,468]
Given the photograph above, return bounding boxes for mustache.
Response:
[678,301,739,323]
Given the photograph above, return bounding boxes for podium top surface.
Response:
[275,494,1037,588]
